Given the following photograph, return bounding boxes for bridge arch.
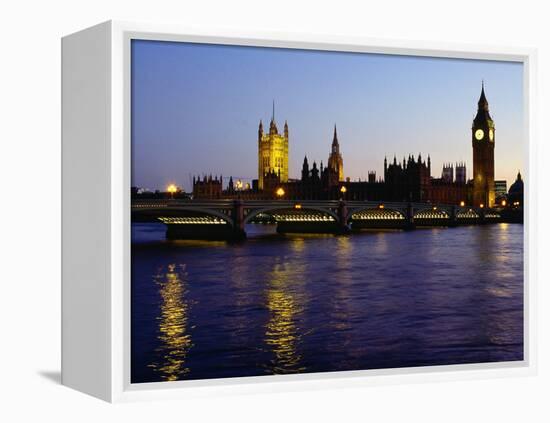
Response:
[348,207,406,223]
[243,205,339,225]
[413,207,450,220]
[133,206,235,226]
[456,209,479,219]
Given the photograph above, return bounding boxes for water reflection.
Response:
[264,261,307,374]
[474,224,523,353]
[148,263,193,381]
[131,222,523,383]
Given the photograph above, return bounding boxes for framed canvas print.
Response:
[62,21,537,402]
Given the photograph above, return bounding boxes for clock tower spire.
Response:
[472,81,495,208]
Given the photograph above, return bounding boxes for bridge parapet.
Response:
[131,199,504,239]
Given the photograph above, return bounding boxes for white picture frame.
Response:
[61,20,537,402]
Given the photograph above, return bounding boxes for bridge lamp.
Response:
[501,200,507,207]
[276,187,285,198]
[479,203,485,208]
[294,204,302,209]
[460,200,465,207]
[340,186,347,194]
[167,183,177,199]
[378,204,385,209]
[432,206,437,211]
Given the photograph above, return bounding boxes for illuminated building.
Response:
[327,125,344,181]
[189,84,507,206]
[258,103,289,190]
[472,82,496,207]
[495,180,507,198]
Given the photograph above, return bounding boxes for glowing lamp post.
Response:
[459,201,465,207]
[276,187,285,199]
[340,185,347,199]
[167,183,177,199]
[479,203,485,209]
[501,200,507,207]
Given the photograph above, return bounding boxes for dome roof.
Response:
[509,172,523,194]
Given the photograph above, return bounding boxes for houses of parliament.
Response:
[193,84,508,207]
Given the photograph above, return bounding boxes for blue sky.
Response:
[131,39,523,192]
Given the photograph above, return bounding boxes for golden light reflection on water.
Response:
[148,263,193,381]
[264,262,307,374]
[290,236,305,253]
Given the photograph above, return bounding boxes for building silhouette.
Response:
[508,172,523,207]
[442,163,454,183]
[455,162,467,185]
[383,154,431,202]
[192,174,222,199]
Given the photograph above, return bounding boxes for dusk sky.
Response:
[131,39,523,192]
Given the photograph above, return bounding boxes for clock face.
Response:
[475,129,484,140]
[489,129,494,141]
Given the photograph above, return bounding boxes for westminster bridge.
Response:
[131,199,510,240]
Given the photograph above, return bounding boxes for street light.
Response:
[459,200,465,207]
[479,203,485,209]
[501,199,507,207]
[340,185,347,200]
[276,187,285,199]
[167,183,177,199]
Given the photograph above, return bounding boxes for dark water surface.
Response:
[131,223,523,383]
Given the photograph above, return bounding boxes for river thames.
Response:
[131,222,523,383]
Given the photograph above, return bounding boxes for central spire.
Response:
[269,100,278,135]
[478,80,489,111]
[474,81,493,124]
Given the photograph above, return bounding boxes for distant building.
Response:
[472,82,496,207]
[427,162,469,205]
[192,85,510,206]
[455,162,467,185]
[494,180,507,198]
[442,163,454,183]
[384,154,431,202]
[508,172,523,207]
[368,171,376,183]
[258,103,288,190]
[327,125,344,181]
[193,175,222,199]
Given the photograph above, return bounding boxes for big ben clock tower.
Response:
[472,82,495,208]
